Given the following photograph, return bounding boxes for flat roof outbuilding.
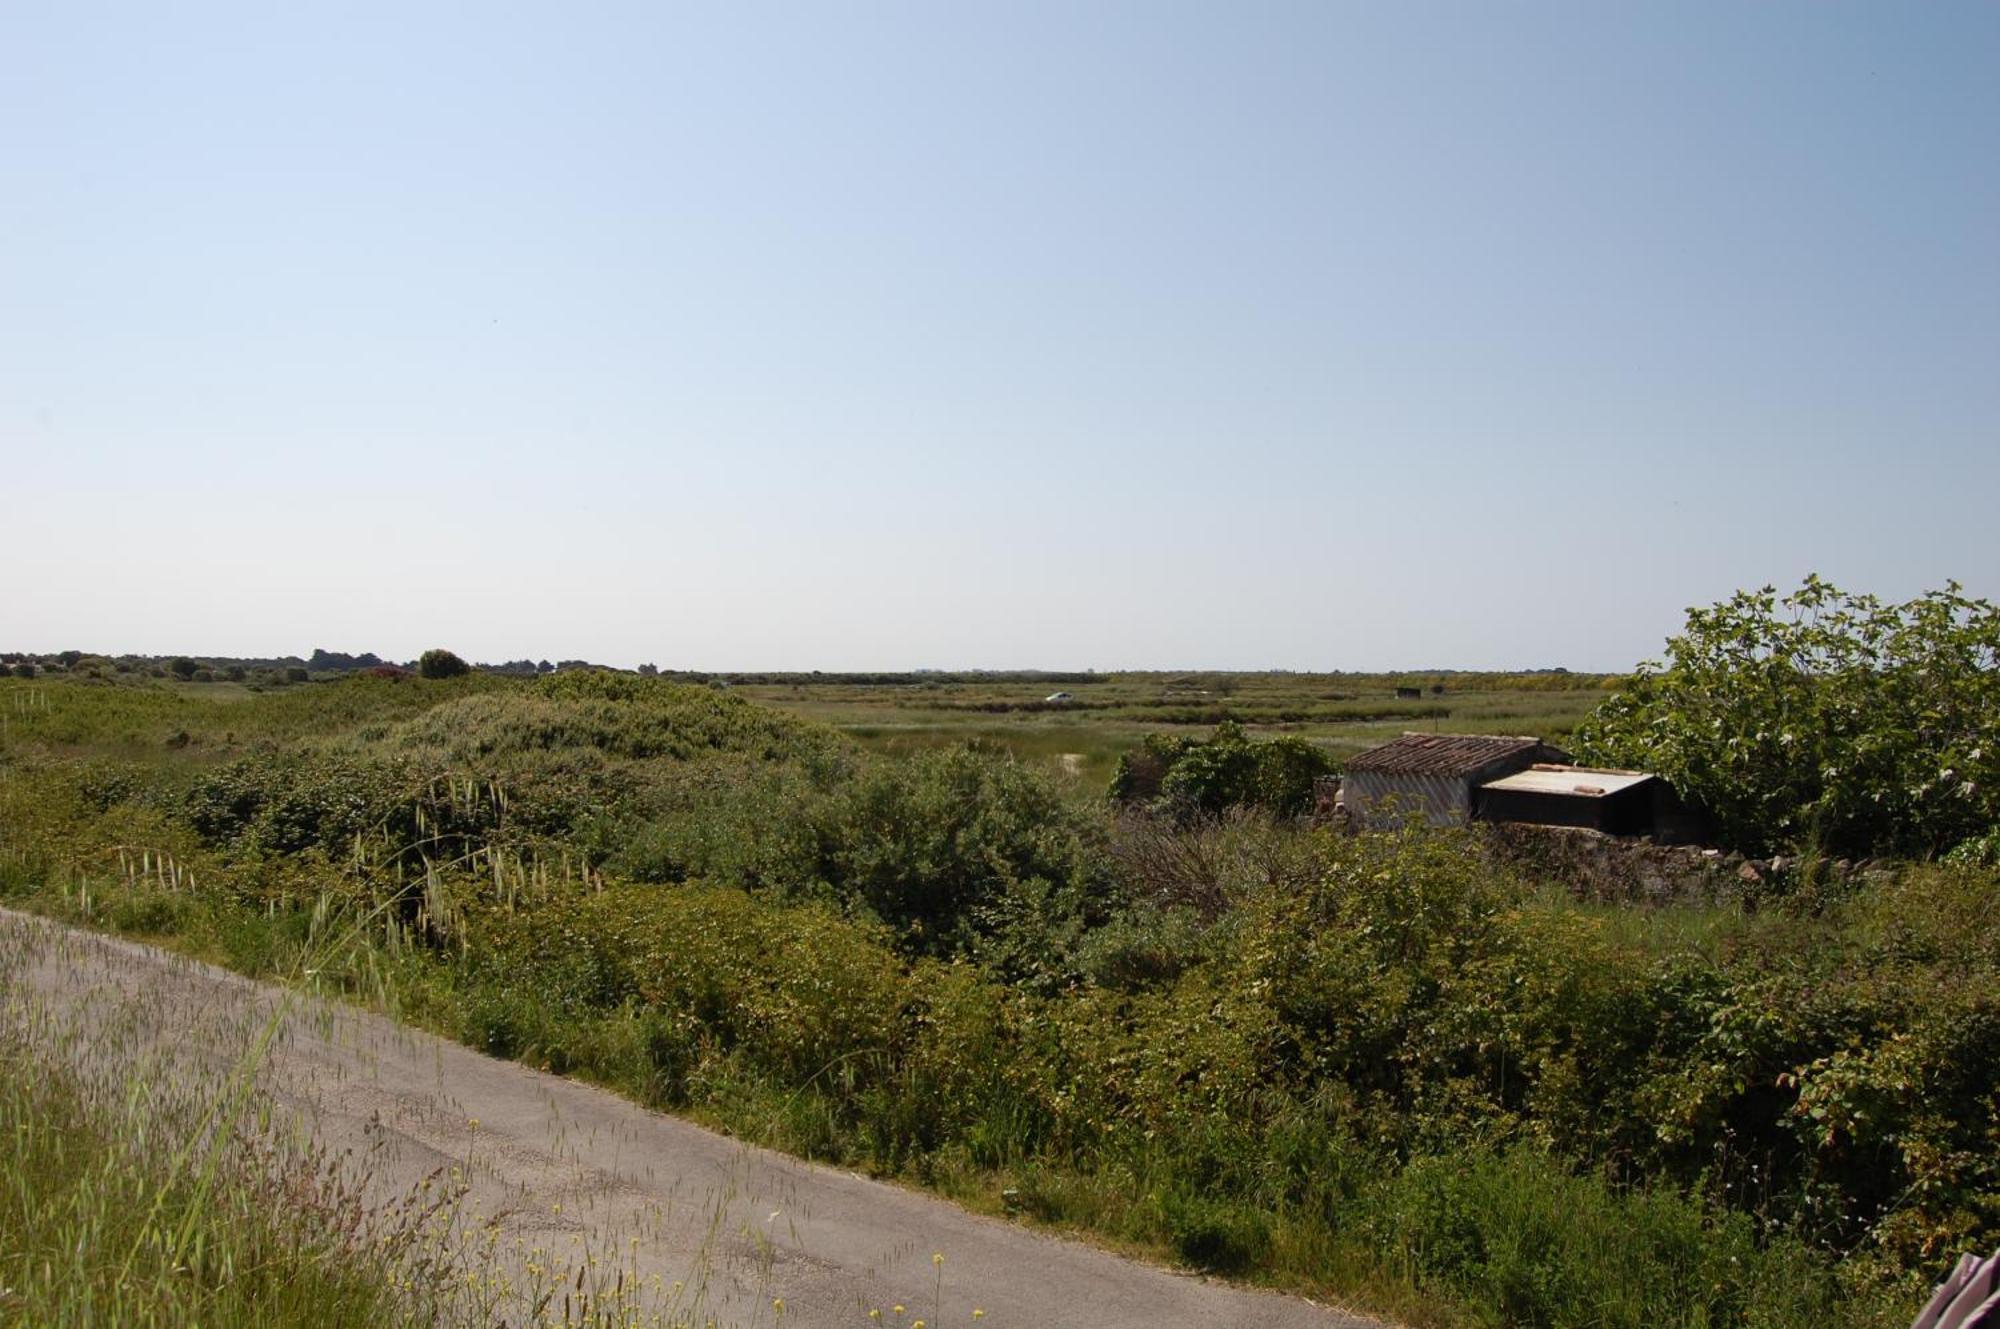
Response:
[1476,764,1663,837]
[1479,766,1656,798]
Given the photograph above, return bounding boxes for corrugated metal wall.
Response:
[1345,770,1472,828]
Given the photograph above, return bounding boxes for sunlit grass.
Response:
[746,676,1606,784]
[0,914,448,1329]
[0,670,1962,1329]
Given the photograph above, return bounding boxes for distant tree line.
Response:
[306,648,383,672]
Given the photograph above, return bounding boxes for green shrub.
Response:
[1075,905,1209,990]
[1372,1147,1867,1329]
[810,744,1114,955]
[1107,733,1197,802]
[182,753,427,858]
[1114,723,1335,822]
[1160,1187,1270,1271]
[1944,828,2000,867]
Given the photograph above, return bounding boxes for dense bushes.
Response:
[1576,577,2000,856]
[371,837,1963,1325]
[384,671,830,766]
[1109,722,1336,821]
[467,884,913,1083]
[164,676,1117,970]
[2,670,1986,1326]
[458,825,1995,1307]
[182,753,423,857]
[801,744,1116,960]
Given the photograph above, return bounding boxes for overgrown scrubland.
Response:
[3,670,1993,1327]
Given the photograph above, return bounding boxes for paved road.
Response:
[0,909,1379,1329]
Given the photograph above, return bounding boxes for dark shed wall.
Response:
[1477,782,1656,836]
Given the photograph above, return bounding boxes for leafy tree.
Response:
[10,662,34,679]
[168,657,198,680]
[1574,576,2000,857]
[417,648,472,680]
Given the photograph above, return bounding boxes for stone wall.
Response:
[1477,822,1881,906]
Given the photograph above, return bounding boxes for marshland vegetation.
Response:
[1,633,1994,1328]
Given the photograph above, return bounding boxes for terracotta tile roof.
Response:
[1345,733,1551,777]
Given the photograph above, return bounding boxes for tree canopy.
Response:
[416,648,472,680]
[1574,576,2000,857]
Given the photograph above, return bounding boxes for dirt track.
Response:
[1,909,1378,1329]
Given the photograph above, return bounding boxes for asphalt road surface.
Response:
[1,909,1380,1329]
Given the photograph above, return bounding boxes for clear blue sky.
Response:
[5,1,1996,670]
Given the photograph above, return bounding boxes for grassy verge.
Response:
[0,869,1919,1329]
[0,958,444,1327]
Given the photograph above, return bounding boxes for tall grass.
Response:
[0,905,777,1329]
[0,1049,449,1328]
[0,913,454,1329]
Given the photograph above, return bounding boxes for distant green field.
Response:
[738,672,1614,789]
